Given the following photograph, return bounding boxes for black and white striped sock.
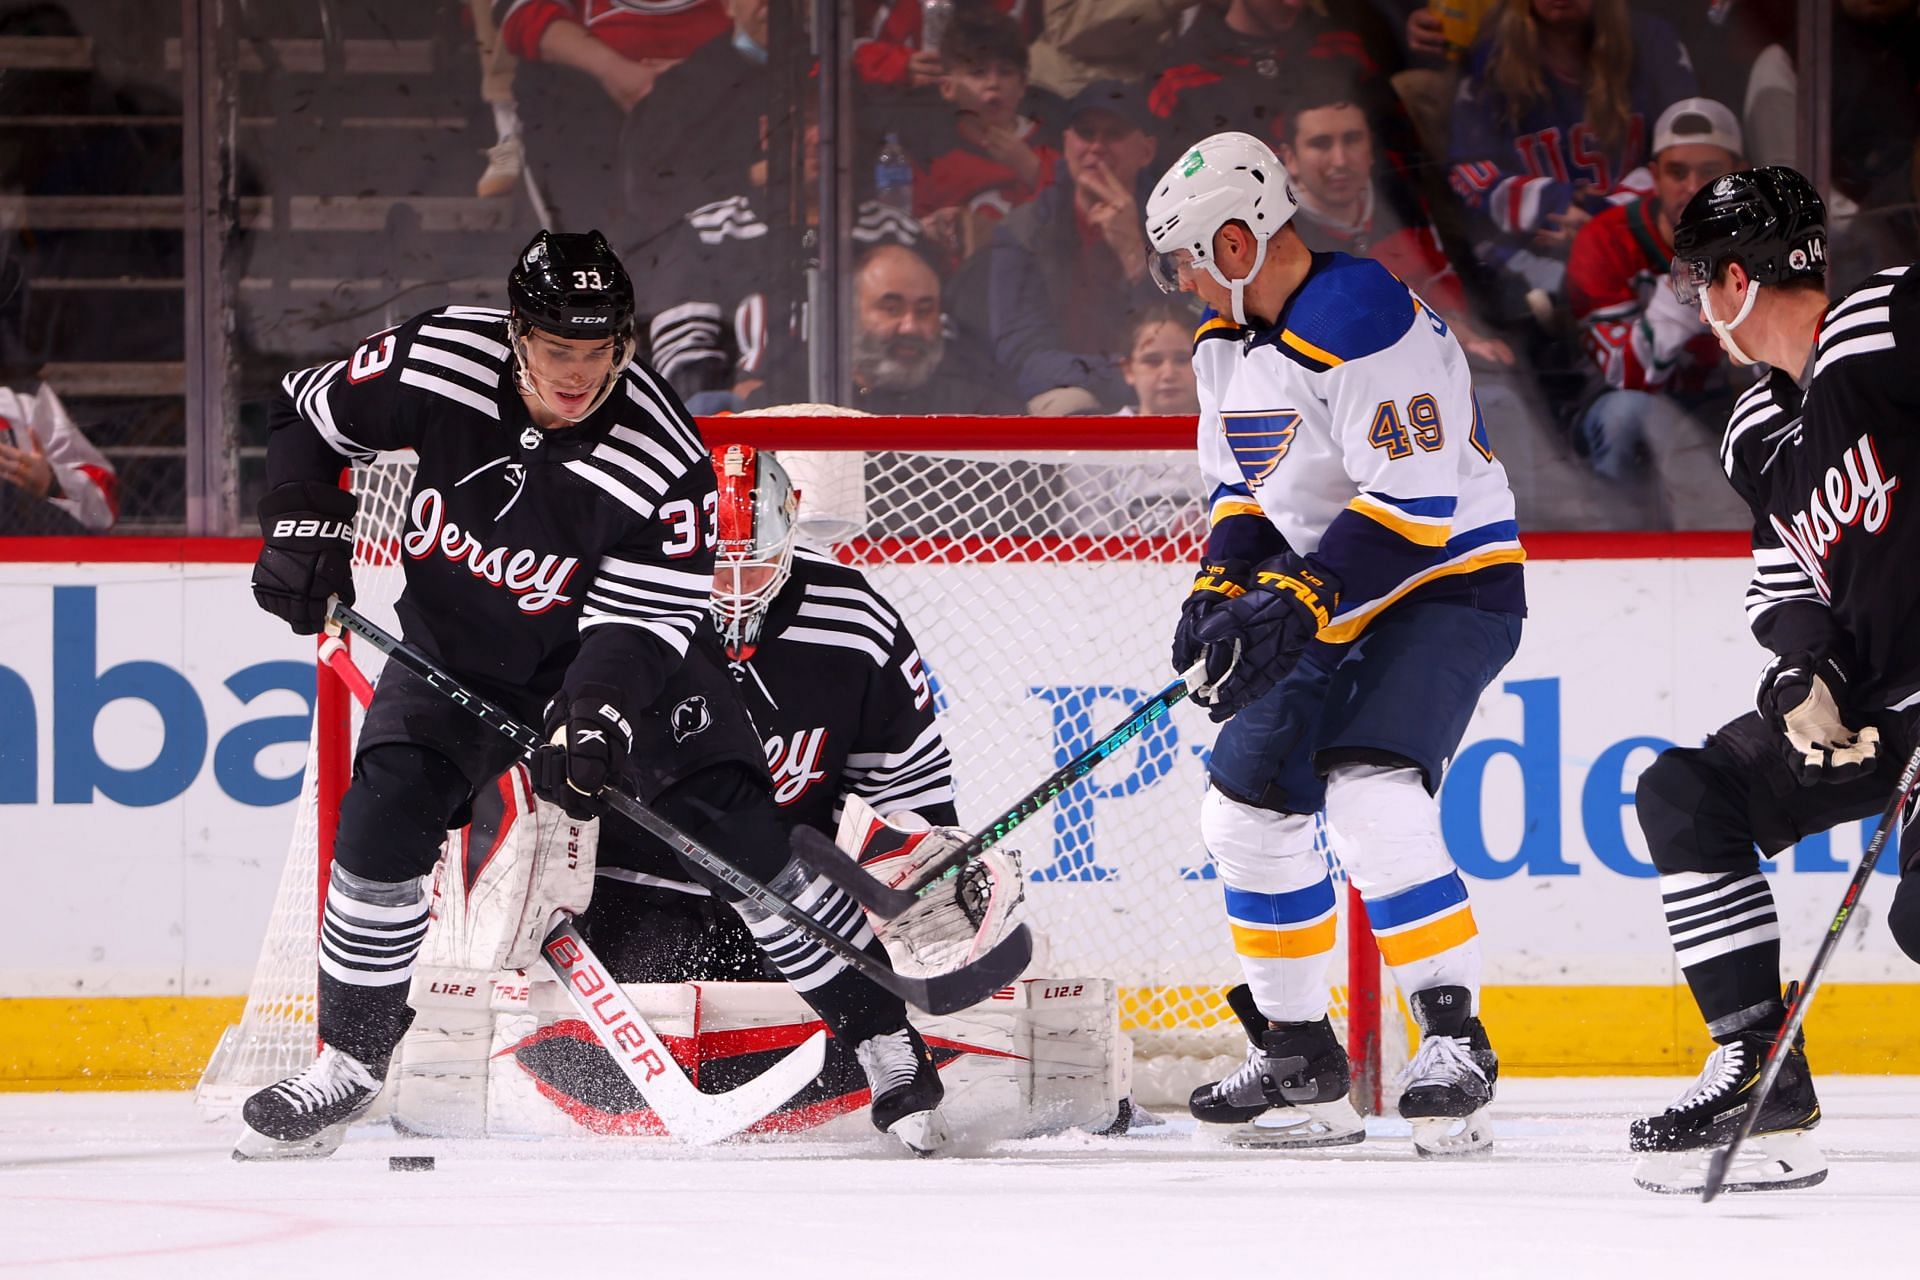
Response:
[1662,870,1783,1038]
[739,865,873,993]
[319,865,429,989]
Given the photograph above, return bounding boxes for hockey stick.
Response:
[316,626,826,1142]
[324,600,1033,1015]
[792,667,1205,918]
[1699,733,1920,1202]
[541,917,826,1144]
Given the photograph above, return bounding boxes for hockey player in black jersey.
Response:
[1631,167,1920,1192]
[237,231,949,1159]
[578,444,1024,986]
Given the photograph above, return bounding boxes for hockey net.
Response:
[197,410,1406,1113]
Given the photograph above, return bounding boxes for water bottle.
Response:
[875,133,914,213]
[921,0,955,56]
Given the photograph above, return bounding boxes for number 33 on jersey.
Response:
[1196,252,1525,643]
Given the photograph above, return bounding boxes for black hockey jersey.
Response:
[1723,265,1920,707]
[266,304,717,715]
[730,546,959,833]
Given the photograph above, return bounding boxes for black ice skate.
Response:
[234,1045,383,1161]
[1631,1027,1826,1194]
[1189,984,1364,1149]
[1397,986,1498,1158]
[855,1025,950,1156]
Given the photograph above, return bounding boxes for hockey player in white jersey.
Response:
[1144,132,1527,1156]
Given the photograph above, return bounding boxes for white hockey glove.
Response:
[834,795,1027,977]
[1756,652,1882,785]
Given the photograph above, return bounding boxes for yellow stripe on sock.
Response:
[1374,906,1479,966]
[1230,915,1338,959]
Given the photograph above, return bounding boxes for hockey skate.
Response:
[1398,986,1498,1158]
[1189,984,1364,1149]
[234,1045,383,1161]
[1631,1029,1826,1195]
[856,1025,951,1156]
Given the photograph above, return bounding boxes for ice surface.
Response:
[2,1078,1917,1280]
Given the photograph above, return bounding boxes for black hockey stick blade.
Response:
[1698,732,1920,1202]
[788,825,920,916]
[899,922,1035,1015]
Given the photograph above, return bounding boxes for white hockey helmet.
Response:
[1144,131,1298,325]
[711,443,801,661]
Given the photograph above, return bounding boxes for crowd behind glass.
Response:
[4,0,1918,535]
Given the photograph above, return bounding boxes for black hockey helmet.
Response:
[1670,166,1827,305]
[507,229,636,339]
[507,229,638,422]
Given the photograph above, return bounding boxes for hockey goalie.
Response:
[389,446,1135,1142]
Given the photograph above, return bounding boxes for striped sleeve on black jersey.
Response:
[582,556,712,656]
[1810,268,1905,380]
[563,375,708,518]
[780,576,904,664]
[1745,541,1825,627]
[279,358,367,459]
[843,716,958,816]
[395,308,512,421]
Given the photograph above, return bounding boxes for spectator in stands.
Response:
[1116,298,1200,415]
[988,80,1161,414]
[1148,0,1418,176]
[501,0,731,226]
[470,0,524,197]
[1024,0,1197,99]
[618,0,774,258]
[854,0,1039,91]
[1275,67,1514,365]
[0,382,116,535]
[1448,0,1696,310]
[915,4,1060,263]
[849,243,1024,413]
[1565,97,1749,529]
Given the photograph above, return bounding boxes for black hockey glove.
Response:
[1172,560,1251,675]
[1188,554,1340,723]
[251,481,357,635]
[1757,651,1881,785]
[532,683,634,820]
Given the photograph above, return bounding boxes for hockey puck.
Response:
[388,1155,435,1172]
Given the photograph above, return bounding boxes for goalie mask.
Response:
[507,229,638,423]
[711,444,800,661]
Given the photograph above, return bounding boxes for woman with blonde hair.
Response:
[1447,0,1695,301]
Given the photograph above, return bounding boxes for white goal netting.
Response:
[198,411,1401,1112]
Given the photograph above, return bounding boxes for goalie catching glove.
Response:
[834,795,1028,977]
[1187,554,1340,721]
[533,683,633,820]
[1756,651,1881,785]
[251,481,357,635]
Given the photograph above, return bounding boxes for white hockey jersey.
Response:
[1194,252,1525,642]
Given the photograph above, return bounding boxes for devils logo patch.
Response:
[670,695,712,743]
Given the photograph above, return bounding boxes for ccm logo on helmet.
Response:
[270,518,353,542]
[569,315,609,325]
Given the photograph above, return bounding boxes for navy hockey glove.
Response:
[532,683,634,820]
[251,481,357,635]
[1172,560,1251,675]
[1188,555,1339,722]
[1757,651,1881,785]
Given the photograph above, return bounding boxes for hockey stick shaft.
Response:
[1700,734,1920,1201]
[325,601,1031,1015]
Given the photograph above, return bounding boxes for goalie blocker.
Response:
[391,772,1131,1139]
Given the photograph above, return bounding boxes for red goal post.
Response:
[196,410,1399,1114]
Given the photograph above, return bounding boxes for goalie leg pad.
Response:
[419,763,599,973]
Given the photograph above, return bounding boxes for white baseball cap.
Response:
[1652,97,1743,158]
